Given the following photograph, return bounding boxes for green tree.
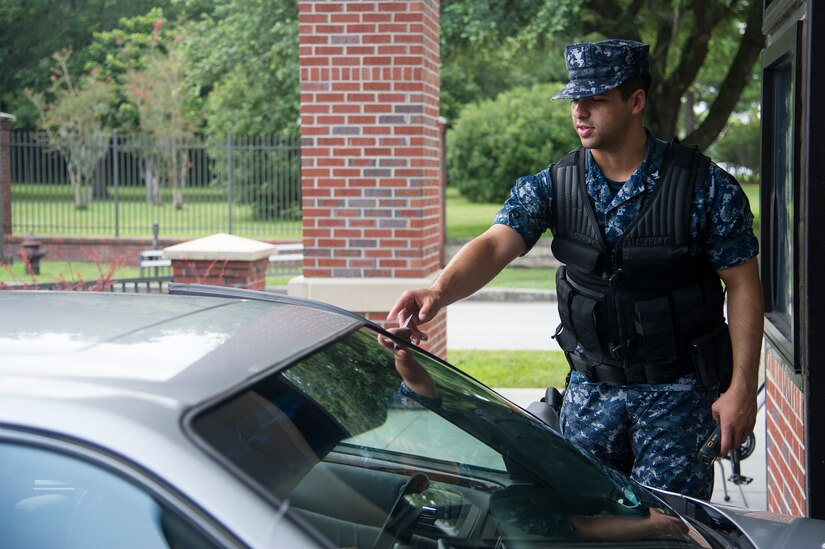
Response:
[706,107,760,183]
[84,8,186,131]
[178,0,301,220]
[439,0,578,123]
[441,46,566,122]
[0,0,178,129]
[26,50,114,209]
[124,41,198,209]
[180,0,299,137]
[440,0,763,151]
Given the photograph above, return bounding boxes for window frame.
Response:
[760,20,802,368]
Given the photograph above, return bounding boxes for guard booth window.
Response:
[761,21,800,367]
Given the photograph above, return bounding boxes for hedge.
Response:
[447,82,580,204]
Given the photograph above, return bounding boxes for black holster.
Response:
[689,323,733,390]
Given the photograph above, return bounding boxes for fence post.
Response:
[226,132,233,234]
[113,131,119,237]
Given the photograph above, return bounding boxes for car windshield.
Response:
[190,326,707,548]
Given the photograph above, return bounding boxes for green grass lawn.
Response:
[488,266,556,291]
[0,260,303,290]
[266,275,295,287]
[7,182,756,289]
[11,180,759,241]
[448,349,569,389]
[12,183,301,239]
[742,183,760,235]
[444,187,501,239]
[0,259,140,284]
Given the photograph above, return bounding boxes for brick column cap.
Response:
[0,113,16,122]
[164,233,276,261]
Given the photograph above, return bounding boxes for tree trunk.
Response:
[173,148,187,210]
[145,160,162,206]
[92,162,109,200]
[684,0,764,150]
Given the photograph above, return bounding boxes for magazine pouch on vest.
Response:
[554,265,605,355]
[690,322,733,390]
[551,141,729,387]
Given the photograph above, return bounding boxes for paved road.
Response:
[447,297,767,511]
[447,299,561,351]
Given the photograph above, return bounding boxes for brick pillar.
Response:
[293,0,445,357]
[1,113,14,240]
[164,233,276,291]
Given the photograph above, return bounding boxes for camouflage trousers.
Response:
[560,371,718,500]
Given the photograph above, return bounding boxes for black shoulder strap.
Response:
[626,139,710,245]
[551,148,602,246]
[666,137,711,190]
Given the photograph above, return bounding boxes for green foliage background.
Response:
[447,83,580,204]
[2,0,762,208]
[180,0,299,138]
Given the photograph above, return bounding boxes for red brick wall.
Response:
[3,235,184,267]
[172,258,268,290]
[1,116,12,236]
[297,0,445,356]
[298,0,442,279]
[765,345,807,516]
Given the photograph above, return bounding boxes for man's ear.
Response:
[631,89,646,115]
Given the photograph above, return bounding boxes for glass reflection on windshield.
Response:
[191,327,702,548]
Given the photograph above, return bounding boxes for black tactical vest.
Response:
[551,141,731,387]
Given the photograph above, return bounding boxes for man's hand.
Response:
[712,385,758,456]
[386,288,443,345]
[386,225,526,344]
[377,327,439,399]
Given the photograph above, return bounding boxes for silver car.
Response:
[1,285,823,548]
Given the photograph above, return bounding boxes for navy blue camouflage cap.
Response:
[552,39,650,100]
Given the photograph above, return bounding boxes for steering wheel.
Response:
[371,473,430,549]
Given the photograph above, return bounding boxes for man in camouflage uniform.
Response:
[388,39,763,500]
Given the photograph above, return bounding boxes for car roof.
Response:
[0,289,363,407]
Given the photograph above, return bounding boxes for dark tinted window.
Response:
[192,328,707,548]
[761,21,799,366]
[0,443,219,549]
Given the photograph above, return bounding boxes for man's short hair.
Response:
[617,73,652,101]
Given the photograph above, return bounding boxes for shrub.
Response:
[447,82,580,204]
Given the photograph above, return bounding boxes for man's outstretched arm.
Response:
[387,224,525,343]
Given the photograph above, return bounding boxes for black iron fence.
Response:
[9,132,302,240]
